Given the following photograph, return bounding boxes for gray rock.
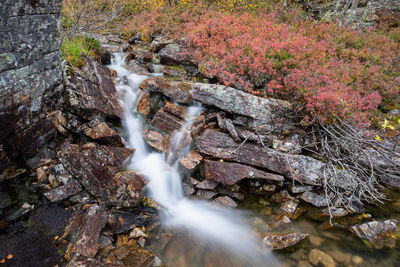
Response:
[262,232,309,250]
[44,179,83,202]
[300,191,330,207]
[212,196,238,208]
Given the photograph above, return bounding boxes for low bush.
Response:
[61,36,101,67]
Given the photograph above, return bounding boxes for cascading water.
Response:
[108,52,279,266]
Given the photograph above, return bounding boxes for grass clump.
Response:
[61,36,100,67]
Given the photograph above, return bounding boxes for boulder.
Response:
[196,189,217,200]
[139,77,193,104]
[309,249,336,267]
[261,232,308,250]
[73,205,108,257]
[66,59,123,120]
[58,142,135,204]
[197,129,356,189]
[203,160,284,186]
[125,60,150,75]
[162,66,188,78]
[191,83,291,123]
[158,44,195,70]
[83,122,125,147]
[349,219,398,248]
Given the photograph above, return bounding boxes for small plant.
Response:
[61,36,100,67]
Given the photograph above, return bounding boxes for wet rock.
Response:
[73,205,108,257]
[309,235,324,247]
[138,92,151,116]
[144,131,164,152]
[212,196,238,208]
[349,219,398,248]
[203,160,284,186]
[300,191,330,207]
[261,232,308,250]
[6,202,34,221]
[44,179,82,202]
[280,199,300,217]
[126,60,150,75]
[309,249,336,267]
[192,83,291,123]
[196,189,217,200]
[139,77,193,104]
[132,48,153,64]
[151,102,186,133]
[196,180,219,190]
[277,215,292,225]
[151,36,174,52]
[179,151,203,172]
[321,207,350,217]
[83,122,125,147]
[66,59,123,120]
[182,183,196,195]
[164,129,192,165]
[58,142,134,204]
[197,129,356,189]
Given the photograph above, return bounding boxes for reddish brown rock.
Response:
[83,122,125,147]
[151,102,185,133]
[44,179,82,202]
[139,77,193,104]
[179,151,203,172]
[58,142,134,204]
[261,232,308,250]
[112,171,148,207]
[203,160,284,186]
[138,92,151,116]
[73,205,108,257]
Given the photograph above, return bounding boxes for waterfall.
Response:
[108,52,279,267]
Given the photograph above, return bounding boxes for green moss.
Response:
[61,36,100,68]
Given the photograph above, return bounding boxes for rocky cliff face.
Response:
[0,0,63,169]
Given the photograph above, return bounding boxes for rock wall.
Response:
[0,0,63,169]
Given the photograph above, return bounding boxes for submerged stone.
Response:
[309,249,336,267]
[261,232,308,250]
[349,219,398,248]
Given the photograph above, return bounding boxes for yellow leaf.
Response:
[374,135,382,141]
[6,255,12,260]
[55,236,59,240]
[0,259,5,264]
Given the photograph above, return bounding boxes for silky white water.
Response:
[108,53,279,266]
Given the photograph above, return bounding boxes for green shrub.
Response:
[61,36,100,67]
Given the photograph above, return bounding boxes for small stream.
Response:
[107,53,279,266]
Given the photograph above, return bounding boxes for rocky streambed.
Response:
[0,34,399,266]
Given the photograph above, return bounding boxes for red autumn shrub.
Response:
[122,6,400,128]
